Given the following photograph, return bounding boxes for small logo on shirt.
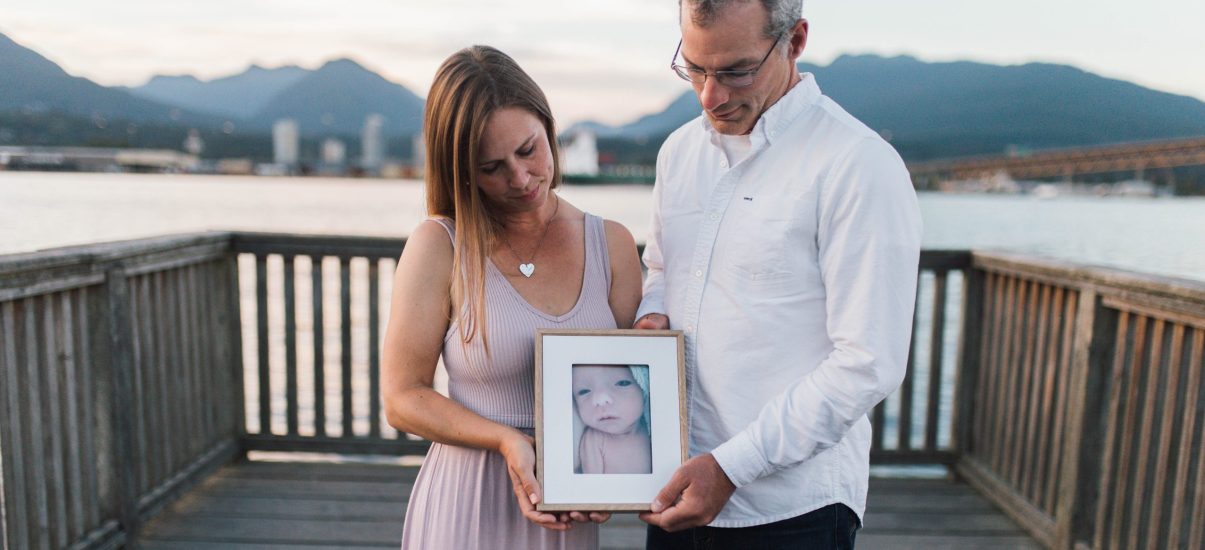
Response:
[743,196,754,201]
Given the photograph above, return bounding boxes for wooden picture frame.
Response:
[534,328,687,512]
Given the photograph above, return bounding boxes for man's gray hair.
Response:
[680,0,803,39]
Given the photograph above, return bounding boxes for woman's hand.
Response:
[498,430,574,531]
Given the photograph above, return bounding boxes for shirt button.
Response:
[694,270,703,277]
[720,160,727,168]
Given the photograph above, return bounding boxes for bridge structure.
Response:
[907,136,1205,187]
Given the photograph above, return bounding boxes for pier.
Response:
[1,232,1202,549]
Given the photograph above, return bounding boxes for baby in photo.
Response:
[572,364,652,474]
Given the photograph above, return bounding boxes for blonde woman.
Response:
[381,45,643,549]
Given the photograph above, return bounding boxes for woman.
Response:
[381,45,644,549]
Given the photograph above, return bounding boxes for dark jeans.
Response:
[646,503,860,550]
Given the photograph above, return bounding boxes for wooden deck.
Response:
[137,459,1040,549]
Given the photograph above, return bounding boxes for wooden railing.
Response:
[2,232,1202,550]
[0,233,243,550]
[230,233,428,456]
[955,252,1205,550]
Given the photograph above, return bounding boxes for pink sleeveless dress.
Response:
[400,213,617,550]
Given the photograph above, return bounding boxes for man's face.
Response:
[679,2,798,135]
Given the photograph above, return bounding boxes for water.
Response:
[3,172,1201,454]
[3,172,1202,282]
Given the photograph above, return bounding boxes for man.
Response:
[634,0,922,547]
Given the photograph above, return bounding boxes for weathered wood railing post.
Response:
[103,267,142,548]
[216,254,248,457]
[1053,290,1118,550]
[953,267,985,460]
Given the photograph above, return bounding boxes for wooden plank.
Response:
[311,256,327,438]
[256,255,271,435]
[166,269,187,472]
[1026,284,1053,510]
[979,273,1006,464]
[1102,295,1205,330]
[994,276,1023,476]
[855,534,1042,550]
[953,267,984,458]
[284,256,298,436]
[218,255,246,444]
[1008,279,1039,488]
[241,435,430,457]
[1186,330,1205,550]
[58,292,86,542]
[369,259,381,439]
[231,233,405,261]
[74,288,103,529]
[134,440,239,525]
[1,301,30,550]
[1168,328,1202,550]
[184,265,204,455]
[1107,314,1148,548]
[1146,323,1185,549]
[898,275,919,451]
[104,268,144,545]
[155,270,176,485]
[139,516,403,546]
[870,450,958,465]
[1126,318,1165,550]
[23,298,51,550]
[971,271,999,458]
[340,258,353,437]
[925,271,948,452]
[41,294,69,548]
[1090,308,1129,548]
[133,275,152,494]
[1045,289,1075,516]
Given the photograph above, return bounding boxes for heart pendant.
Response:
[519,263,535,277]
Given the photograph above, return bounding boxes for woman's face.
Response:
[572,366,644,435]
[475,106,555,214]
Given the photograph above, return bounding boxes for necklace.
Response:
[502,194,560,278]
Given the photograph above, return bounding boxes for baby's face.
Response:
[572,366,644,435]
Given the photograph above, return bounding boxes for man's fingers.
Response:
[650,470,690,513]
[633,313,669,330]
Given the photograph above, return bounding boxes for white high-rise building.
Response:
[273,119,299,166]
[322,138,346,166]
[561,128,599,176]
[361,114,385,172]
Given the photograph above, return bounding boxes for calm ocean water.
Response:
[3,171,1202,282]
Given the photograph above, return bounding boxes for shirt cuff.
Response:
[710,430,773,488]
[635,297,665,323]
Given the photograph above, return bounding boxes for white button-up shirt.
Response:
[637,74,922,527]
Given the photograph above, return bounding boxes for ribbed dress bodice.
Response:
[435,213,618,429]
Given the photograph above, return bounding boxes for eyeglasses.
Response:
[670,33,784,88]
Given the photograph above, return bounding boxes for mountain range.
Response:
[4,30,1205,162]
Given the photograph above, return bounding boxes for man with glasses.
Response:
[634,1,922,548]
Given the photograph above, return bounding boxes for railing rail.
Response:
[0,233,243,550]
[2,232,1202,550]
[957,251,1205,550]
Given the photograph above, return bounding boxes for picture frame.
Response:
[534,328,687,512]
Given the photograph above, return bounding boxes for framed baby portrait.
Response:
[534,328,687,511]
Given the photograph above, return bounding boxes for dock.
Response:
[2,232,1202,549]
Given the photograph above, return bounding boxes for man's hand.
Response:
[633,313,669,330]
[639,453,736,532]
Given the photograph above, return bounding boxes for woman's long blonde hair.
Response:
[424,45,562,352]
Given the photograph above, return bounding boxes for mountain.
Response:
[245,58,425,137]
[578,54,1205,161]
[0,32,228,128]
[127,64,309,119]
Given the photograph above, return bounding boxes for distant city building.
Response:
[411,131,426,177]
[273,119,300,166]
[561,128,599,176]
[183,129,204,156]
[322,138,346,166]
[361,114,385,172]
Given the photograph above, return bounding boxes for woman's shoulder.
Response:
[400,218,455,266]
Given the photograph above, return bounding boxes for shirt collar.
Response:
[700,72,821,147]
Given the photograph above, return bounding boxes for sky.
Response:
[4,0,1205,126]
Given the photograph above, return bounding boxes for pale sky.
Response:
[4,0,1204,126]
